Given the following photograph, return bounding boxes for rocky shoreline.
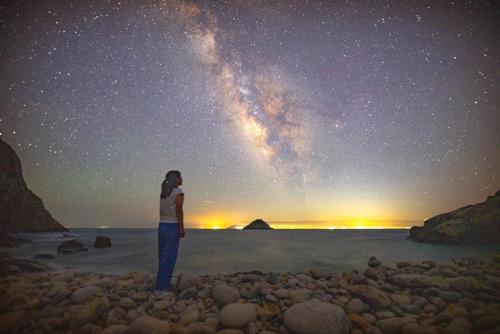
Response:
[1,255,500,334]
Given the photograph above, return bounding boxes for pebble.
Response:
[346,298,364,314]
[377,317,403,334]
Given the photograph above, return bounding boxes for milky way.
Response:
[1,1,499,228]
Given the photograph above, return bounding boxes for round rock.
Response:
[70,286,103,304]
[212,285,240,306]
[218,303,257,329]
[283,299,351,334]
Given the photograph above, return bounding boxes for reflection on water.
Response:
[5,228,500,275]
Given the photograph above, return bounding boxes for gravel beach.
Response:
[1,255,500,334]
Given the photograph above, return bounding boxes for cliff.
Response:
[409,190,500,244]
[243,219,273,230]
[0,137,67,232]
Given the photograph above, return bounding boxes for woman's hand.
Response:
[179,227,185,238]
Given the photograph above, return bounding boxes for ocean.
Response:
[5,228,500,275]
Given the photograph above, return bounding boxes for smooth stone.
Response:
[118,297,136,309]
[346,298,364,314]
[361,313,376,324]
[179,310,199,326]
[99,325,131,334]
[69,297,111,329]
[273,289,290,299]
[290,289,312,304]
[258,303,281,321]
[218,303,257,329]
[391,274,434,288]
[390,293,411,305]
[70,285,104,304]
[349,284,391,308]
[215,330,244,334]
[132,315,171,334]
[283,299,351,334]
[267,272,279,284]
[430,297,447,310]
[402,323,437,334]
[212,285,240,306]
[377,317,403,334]
[348,313,374,333]
[439,291,462,303]
[176,273,202,291]
[423,304,438,313]
[400,304,421,314]
[309,269,324,279]
[375,311,395,319]
[444,317,472,334]
[186,322,215,334]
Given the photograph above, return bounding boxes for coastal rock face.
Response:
[243,219,273,230]
[410,190,500,244]
[0,138,67,232]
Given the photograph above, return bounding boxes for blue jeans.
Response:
[155,222,180,290]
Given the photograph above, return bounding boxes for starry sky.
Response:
[1,1,499,229]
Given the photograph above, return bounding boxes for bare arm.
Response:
[176,193,185,238]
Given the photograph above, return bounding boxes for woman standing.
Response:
[155,170,185,290]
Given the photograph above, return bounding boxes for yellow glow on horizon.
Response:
[186,211,414,229]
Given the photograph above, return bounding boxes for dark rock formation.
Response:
[243,219,273,230]
[0,137,67,232]
[94,236,111,248]
[409,190,500,244]
[0,230,31,247]
[0,252,52,276]
[57,239,87,253]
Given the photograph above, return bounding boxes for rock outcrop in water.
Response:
[243,219,273,229]
[410,190,500,244]
[0,137,67,232]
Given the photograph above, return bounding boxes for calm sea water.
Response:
[5,228,500,275]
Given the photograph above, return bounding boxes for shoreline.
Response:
[1,255,500,334]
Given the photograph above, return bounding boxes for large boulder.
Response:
[283,299,351,334]
[94,236,112,248]
[243,219,273,229]
[409,190,500,244]
[0,138,67,232]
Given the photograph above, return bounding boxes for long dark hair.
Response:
[161,170,181,199]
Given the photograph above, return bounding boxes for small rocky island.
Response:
[243,219,273,230]
[410,190,500,244]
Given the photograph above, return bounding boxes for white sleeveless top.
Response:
[159,187,183,223]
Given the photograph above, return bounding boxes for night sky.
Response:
[1,1,499,229]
